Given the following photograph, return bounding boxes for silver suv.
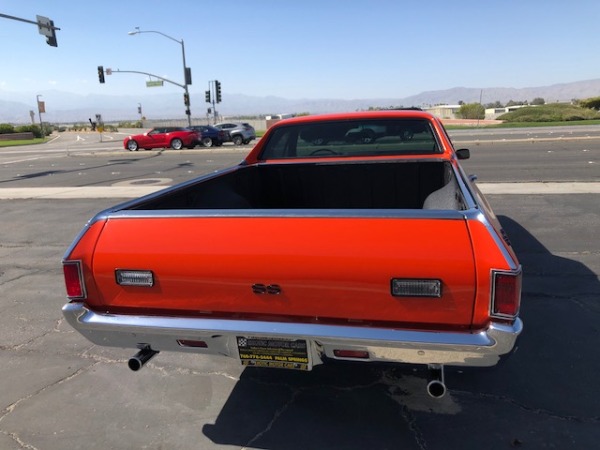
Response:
[214,122,256,145]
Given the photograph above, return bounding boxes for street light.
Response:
[128,27,192,126]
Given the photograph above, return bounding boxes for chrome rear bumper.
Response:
[63,302,522,367]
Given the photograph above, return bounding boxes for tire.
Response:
[126,140,139,151]
[232,135,243,146]
[170,138,184,150]
[360,129,376,144]
[202,137,213,147]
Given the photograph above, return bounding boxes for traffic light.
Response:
[205,90,211,103]
[98,66,105,84]
[45,20,57,47]
[37,15,58,47]
[183,93,190,106]
[215,80,222,103]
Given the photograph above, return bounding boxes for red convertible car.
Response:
[123,127,199,151]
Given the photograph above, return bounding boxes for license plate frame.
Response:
[236,336,311,371]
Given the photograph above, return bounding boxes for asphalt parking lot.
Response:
[1,191,598,450]
[1,129,599,449]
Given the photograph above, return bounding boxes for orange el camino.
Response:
[63,110,522,398]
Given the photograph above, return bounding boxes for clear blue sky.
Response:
[1,0,599,100]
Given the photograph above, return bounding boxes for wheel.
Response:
[126,140,139,151]
[360,129,376,144]
[309,148,340,156]
[202,137,213,147]
[232,135,243,146]
[170,138,184,150]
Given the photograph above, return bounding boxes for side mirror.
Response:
[456,148,470,160]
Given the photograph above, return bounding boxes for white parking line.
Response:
[480,182,600,194]
[0,183,598,199]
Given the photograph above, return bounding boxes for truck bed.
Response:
[129,160,465,211]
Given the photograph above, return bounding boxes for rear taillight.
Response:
[63,261,86,300]
[491,269,522,318]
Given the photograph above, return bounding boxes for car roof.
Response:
[271,110,435,126]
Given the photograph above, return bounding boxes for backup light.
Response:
[391,279,442,297]
[115,270,154,287]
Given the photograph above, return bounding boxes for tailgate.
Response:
[90,216,476,327]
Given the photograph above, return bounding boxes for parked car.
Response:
[188,125,226,148]
[214,122,256,145]
[63,110,522,397]
[123,127,199,151]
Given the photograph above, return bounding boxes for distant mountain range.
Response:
[1,78,599,124]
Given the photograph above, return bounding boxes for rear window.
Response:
[259,119,440,159]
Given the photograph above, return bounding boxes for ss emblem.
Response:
[252,284,282,295]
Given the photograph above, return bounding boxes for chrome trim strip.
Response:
[63,303,522,367]
[99,209,468,220]
[453,162,478,210]
[469,210,519,270]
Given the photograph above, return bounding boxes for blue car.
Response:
[188,125,226,147]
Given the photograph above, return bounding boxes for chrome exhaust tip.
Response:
[128,345,159,371]
[427,364,447,398]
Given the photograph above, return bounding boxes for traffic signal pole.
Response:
[205,80,222,124]
[0,12,60,46]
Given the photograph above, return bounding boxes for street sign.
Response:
[146,80,164,87]
[36,15,57,46]
[36,15,52,37]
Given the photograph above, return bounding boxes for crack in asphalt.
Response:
[242,390,301,449]
[0,362,96,449]
[235,369,434,449]
[453,389,600,424]
[0,430,38,450]
[524,292,600,314]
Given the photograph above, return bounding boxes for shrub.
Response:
[15,124,43,138]
[497,104,599,122]
[0,123,16,134]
